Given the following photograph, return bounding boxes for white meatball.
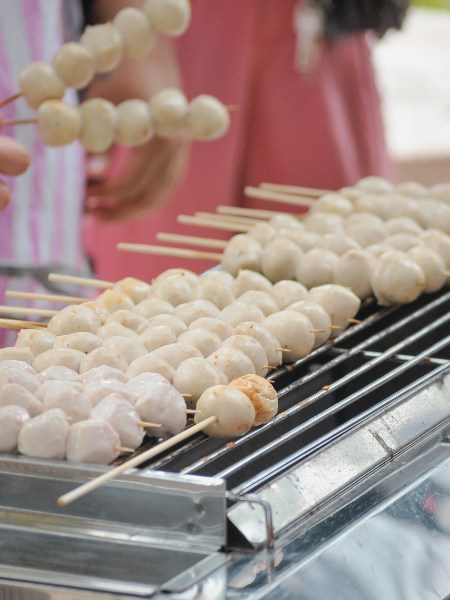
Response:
[79,98,117,153]
[90,394,145,449]
[15,329,56,356]
[365,244,392,259]
[221,301,265,327]
[188,317,234,341]
[261,239,302,282]
[187,94,230,140]
[113,7,156,58]
[80,301,110,325]
[178,329,222,357]
[355,175,393,194]
[333,249,375,300]
[192,279,234,309]
[430,183,450,204]
[385,217,423,237]
[0,364,39,393]
[113,277,151,304]
[370,251,426,306]
[396,181,428,198]
[115,99,154,147]
[295,249,337,289]
[41,382,91,424]
[221,334,268,376]
[265,311,314,362]
[275,226,307,249]
[134,375,187,436]
[84,379,136,407]
[310,193,353,217]
[102,336,148,366]
[153,268,199,287]
[271,280,308,310]
[0,405,30,453]
[66,419,120,464]
[18,409,69,460]
[151,343,202,369]
[353,193,390,219]
[126,353,175,381]
[0,360,35,375]
[316,234,360,256]
[382,194,421,222]
[152,274,193,306]
[133,297,174,318]
[174,300,220,325]
[143,0,191,36]
[33,348,85,373]
[232,269,273,297]
[173,357,228,405]
[234,321,282,367]
[417,199,450,235]
[105,309,146,331]
[304,212,344,235]
[80,23,123,73]
[286,301,331,348]
[346,212,384,227]
[238,290,279,316]
[139,314,187,336]
[37,100,81,146]
[79,347,128,375]
[53,332,102,354]
[269,214,302,230]
[221,235,262,276]
[38,365,80,384]
[248,222,277,246]
[18,62,65,109]
[96,289,135,312]
[149,87,189,137]
[97,322,139,340]
[229,374,278,427]
[0,384,42,417]
[384,233,419,252]
[200,269,234,287]
[52,42,95,89]
[421,230,450,270]
[293,230,321,252]
[194,385,255,439]
[0,347,34,364]
[345,221,387,248]
[47,304,100,336]
[80,365,129,385]
[207,347,256,380]
[407,246,447,293]
[307,284,361,335]
[139,325,177,352]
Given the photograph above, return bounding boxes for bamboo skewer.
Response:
[2,118,37,127]
[194,212,262,226]
[0,305,56,318]
[260,182,332,197]
[117,243,223,262]
[57,416,218,506]
[48,274,113,289]
[5,290,87,304]
[0,318,47,331]
[244,186,316,207]
[0,92,23,109]
[177,215,252,232]
[216,205,301,220]
[156,232,228,250]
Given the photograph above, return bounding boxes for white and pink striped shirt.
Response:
[0,0,87,344]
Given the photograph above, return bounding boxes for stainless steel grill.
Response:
[1,288,450,599]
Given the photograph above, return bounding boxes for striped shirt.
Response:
[0,0,88,344]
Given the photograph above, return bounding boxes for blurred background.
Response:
[374,0,450,184]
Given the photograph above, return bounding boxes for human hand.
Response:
[0,131,30,209]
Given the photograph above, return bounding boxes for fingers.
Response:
[0,135,30,176]
[0,181,11,210]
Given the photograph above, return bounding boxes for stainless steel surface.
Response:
[0,287,450,598]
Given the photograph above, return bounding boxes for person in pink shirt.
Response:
[83,0,404,282]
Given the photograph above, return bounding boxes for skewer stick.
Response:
[156,232,228,250]
[57,416,218,507]
[216,205,301,220]
[0,318,47,331]
[117,243,223,262]
[177,215,251,232]
[0,92,23,109]
[194,212,262,226]
[244,186,316,207]
[330,324,345,331]
[225,104,239,112]
[185,409,200,414]
[48,274,113,289]
[138,421,162,428]
[6,290,87,304]
[260,182,332,197]
[2,118,37,127]
[115,446,136,454]
[347,318,362,325]
[0,305,56,318]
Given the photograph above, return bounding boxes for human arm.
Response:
[0,131,30,209]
